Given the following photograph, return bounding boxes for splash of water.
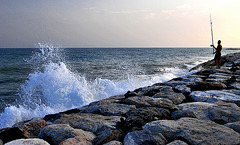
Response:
[0,44,194,128]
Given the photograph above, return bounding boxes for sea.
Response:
[0,43,239,129]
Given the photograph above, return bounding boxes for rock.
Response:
[230,82,240,89]
[208,73,231,80]
[152,86,186,104]
[123,129,167,145]
[191,81,226,91]
[80,103,136,116]
[94,126,124,145]
[0,127,26,144]
[122,96,178,111]
[171,110,196,120]
[59,136,92,145]
[143,117,240,145]
[123,107,170,132]
[225,121,240,133]
[133,85,162,96]
[190,90,240,106]
[103,141,123,145]
[21,118,46,137]
[53,113,122,133]
[5,138,50,145]
[178,102,240,124]
[165,80,196,88]
[173,85,191,95]
[38,124,96,145]
[124,91,139,98]
[167,140,188,145]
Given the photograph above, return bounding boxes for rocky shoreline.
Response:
[1,52,240,145]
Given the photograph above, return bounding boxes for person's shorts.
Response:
[214,52,221,60]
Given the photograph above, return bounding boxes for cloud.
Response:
[161,9,175,14]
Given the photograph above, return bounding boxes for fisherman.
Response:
[211,40,222,67]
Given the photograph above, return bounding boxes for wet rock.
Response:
[123,107,170,132]
[171,110,196,120]
[225,121,240,133]
[178,102,240,124]
[38,124,96,145]
[53,113,122,133]
[167,140,188,145]
[122,96,178,111]
[94,126,124,145]
[5,138,50,145]
[21,118,46,137]
[80,103,136,116]
[123,129,167,145]
[124,91,139,98]
[190,90,240,106]
[103,140,123,145]
[152,86,186,104]
[0,127,26,144]
[143,117,240,145]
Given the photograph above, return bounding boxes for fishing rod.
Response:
[210,14,215,54]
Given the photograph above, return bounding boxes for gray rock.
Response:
[190,90,240,106]
[143,117,240,145]
[103,141,123,145]
[222,89,240,95]
[5,138,50,145]
[80,103,136,116]
[209,73,231,80]
[165,80,196,88]
[174,85,191,95]
[53,113,122,133]
[178,102,240,124]
[122,96,178,111]
[167,140,188,145]
[152,86,186,104]
[123,107,170,132]
[230,82,240,90]
[94,126,124,145]
[133,85,162,96]
[123,129,167,145]
[38,124,96,145]
[171,110,196,120]
[225,121,240,133]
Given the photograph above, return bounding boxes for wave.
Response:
[0,44,194,129]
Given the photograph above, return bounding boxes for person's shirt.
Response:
[216,44,222,54]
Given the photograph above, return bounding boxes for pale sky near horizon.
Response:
[0,0,240,48]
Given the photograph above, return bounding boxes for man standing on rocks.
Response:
[212,40,222,67]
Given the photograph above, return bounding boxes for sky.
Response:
[0,0,240,48]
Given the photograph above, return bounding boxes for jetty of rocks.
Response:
[1,52,240,145]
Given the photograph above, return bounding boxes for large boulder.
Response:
[80,103,136,116]
[122,96,178,111]
[38,124,96,145]
[5,138,50,145]
[152,86,186,104]
[190,90,240,106]
[143,117,240,145]
[53,113,122,133]
[191,81,226,91]
[123,107,170,132]
[177,102,240,124]
[123,129,167,145]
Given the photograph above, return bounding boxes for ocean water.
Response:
[0,44,238,128]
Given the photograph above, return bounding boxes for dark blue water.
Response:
[0,45,238,128]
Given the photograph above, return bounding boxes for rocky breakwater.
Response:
[1,52,240,145]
